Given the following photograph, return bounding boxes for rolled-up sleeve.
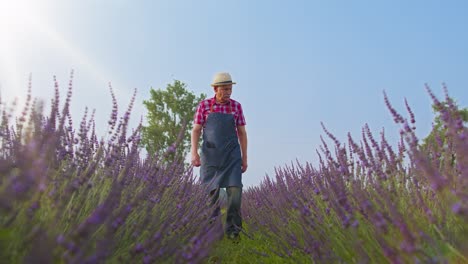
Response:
[194,102,205,126]
[236,103,246,126]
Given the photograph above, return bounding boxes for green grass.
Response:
[205,230,309,264]
[202,208,309,264]
[2,166,467,263]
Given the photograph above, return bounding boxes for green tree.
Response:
[141,80,206,162]
[422,98,468,147]
[421,97,468,167]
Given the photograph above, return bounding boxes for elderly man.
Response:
[191,72,248,240]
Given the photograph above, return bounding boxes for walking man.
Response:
[191,72,248,240]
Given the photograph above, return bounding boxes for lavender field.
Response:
[0,76,467,263]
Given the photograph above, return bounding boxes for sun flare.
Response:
[0,0,120,105]
[0,0,39,30]
[0,0,46,99]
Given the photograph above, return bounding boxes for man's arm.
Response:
[191,124,203,167]
[237,125,248,173]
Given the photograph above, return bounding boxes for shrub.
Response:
[242,86,467,263]
[0,72,222,263]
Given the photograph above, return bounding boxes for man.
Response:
[191,72,248,240]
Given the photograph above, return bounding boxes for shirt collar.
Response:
[212,96,231,106]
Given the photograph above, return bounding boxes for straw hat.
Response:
[211,72,237,86]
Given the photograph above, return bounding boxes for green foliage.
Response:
[208,180,467,264]
[141,80,206,162]
[421,97,468,153]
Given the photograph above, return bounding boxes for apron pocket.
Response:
[205,141,216,148]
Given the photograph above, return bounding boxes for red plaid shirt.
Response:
[194,97,246,127]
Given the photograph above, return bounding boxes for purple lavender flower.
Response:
[452,202,462,214]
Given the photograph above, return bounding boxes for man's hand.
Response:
[237,125,248,173]
[191,124,202,167]
[241,158,248,173]
[191,152,201,167]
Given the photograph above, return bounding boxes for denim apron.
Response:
[200,100,243,192]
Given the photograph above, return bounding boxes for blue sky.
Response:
[1,0,467,187]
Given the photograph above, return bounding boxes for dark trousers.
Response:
[210,186,242,236]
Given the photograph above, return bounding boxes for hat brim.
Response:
[211,81,236,87]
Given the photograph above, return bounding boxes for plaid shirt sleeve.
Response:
[235,102,246,126]
[193,101,206,126]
